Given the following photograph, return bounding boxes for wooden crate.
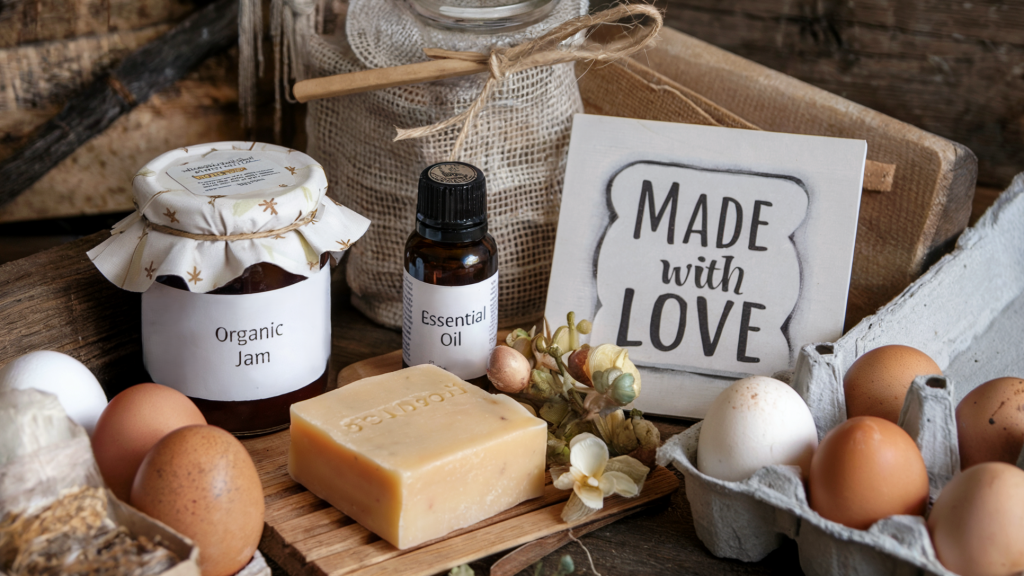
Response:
[579,27,976,329]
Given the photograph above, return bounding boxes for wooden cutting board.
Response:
[242,353,679,576]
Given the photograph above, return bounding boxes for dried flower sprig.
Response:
[486,313,660,469]
[551,433,649,522]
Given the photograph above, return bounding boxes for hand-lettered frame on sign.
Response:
[546,115,866,418]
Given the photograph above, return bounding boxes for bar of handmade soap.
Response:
[288,364,547,549]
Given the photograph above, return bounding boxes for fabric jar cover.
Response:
[88,141,371,292]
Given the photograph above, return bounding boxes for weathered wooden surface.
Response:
[0,0,253,224]
[628,28,977,329]
[0,0,195,47]
[0,25,167,111]
[244,424,678,576]
[0,231,144,389]
[0,232,803,575]
[0,54,243,224]
[658,0,1023,188]
[0,0,238,206]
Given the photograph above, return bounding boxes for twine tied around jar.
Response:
[393,3,664,161]
[111,189,323,242]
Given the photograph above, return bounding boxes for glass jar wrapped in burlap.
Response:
[283,0,587,329]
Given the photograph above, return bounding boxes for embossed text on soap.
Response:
[341,382,468,432]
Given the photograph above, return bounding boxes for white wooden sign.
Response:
[545,115,866,418]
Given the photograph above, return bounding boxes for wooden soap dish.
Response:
[244,352,678,576]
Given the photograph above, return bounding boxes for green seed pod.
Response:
[532,333,549,356]
[550,326,570,353]
[539,396,570,425]
[610,373,637,405]
[605,368,624,387]
[546,436,570,466]
[505,328,530,347]
[527,369,557,400]
[611,419,639,455]
[566,312,580,351]
[632,412,661,450]
[592,370,609,393]
[511,335,534,362]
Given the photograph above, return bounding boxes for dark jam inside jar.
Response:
[155,254,330,437]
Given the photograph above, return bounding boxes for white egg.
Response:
[697,375,818,482]
[0,351,108,435]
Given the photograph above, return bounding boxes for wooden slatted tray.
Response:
[241,353,679,576]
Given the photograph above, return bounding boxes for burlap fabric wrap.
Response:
[289,0,588,329]
[87,142,370,292]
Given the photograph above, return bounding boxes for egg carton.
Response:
[657,172,1024,575]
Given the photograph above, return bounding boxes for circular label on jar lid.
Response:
[428,163,477,185]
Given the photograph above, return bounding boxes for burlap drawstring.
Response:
[393,3,664,161]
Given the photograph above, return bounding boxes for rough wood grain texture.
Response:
[0,231,144,390]
[657,0,1022,187]
[0,25,169,111]
[0,0,195,47]
[482,510,626,576]
[0,55,243,223]
[0,232,802,575]
[242,424,678,576]
[627,28,977,329]
[0,0,238,207]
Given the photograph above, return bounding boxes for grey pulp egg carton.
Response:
[657,173,1024,575]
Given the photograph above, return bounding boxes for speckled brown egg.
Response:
[91,383,207,501]
[929,462,1024,576]
[130,425,264,576]
[957,377,1024,470]
[843,345,942,423]
[809,416,929,530]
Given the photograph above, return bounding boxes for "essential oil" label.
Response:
[402,271,499,380]
[141,266,331,401]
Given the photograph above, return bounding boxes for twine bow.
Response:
[394,3,664,161]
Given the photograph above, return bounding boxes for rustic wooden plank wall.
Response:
[0,0,247,224]
[3,0,1019,223]
[657,0,1024,188]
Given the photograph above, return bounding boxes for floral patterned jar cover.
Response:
[88,141,370,292]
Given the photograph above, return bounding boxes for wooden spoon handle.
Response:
[293,58,489,102]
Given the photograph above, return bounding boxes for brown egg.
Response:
[91,383,207,501]
[809,416,929,529]
[843,345,942,423]
[131,425,264,576]
[957,377,1024,470]
[929,462,1024,576]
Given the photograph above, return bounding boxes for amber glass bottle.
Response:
[402,162,498,383]
[154,253,330,437]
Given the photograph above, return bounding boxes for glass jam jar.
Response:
[152,254,331,435]
[404,0,561,32]
[88,142,370,436]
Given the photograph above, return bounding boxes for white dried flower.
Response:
[551,433,649,522]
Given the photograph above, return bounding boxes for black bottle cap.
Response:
[416,162,488,243]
